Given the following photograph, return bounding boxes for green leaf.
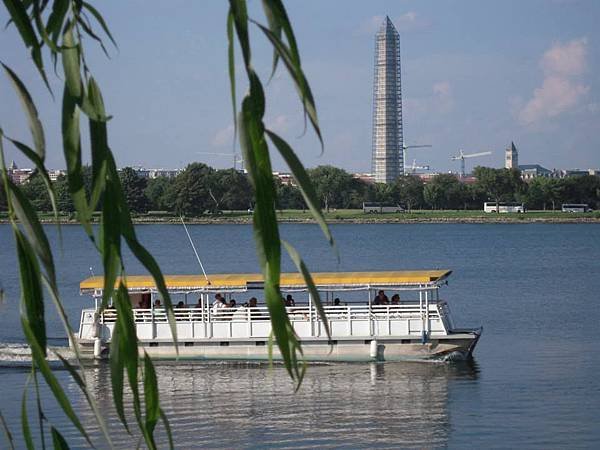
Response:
[50,427,69,450]
[226,9,237,149]
[252,20,323,150]
[81,1,117,49]
[62,86,93,236]
[228,0,251,69]
[159,409,174,450]
[21,376,35,450]
[143,353,159,436]
[3,135,59,223]
[282,240,330,340]
[266,130,335,251]
[21,319,93,447]
[2,0,36,47]
[1,63,45,159]
[46,0,69,43]
[14,229,46,354]
[61,23,83,100]
[260,0,283,79]
[109,324,129,433]
[0,410,15,450]
[76,16,109,58]
[7,176,57,284]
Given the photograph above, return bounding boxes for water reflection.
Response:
[75,360,479,449]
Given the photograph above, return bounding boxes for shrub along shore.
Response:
[4,209,598,224]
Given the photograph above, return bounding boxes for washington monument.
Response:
[371,16,404,184]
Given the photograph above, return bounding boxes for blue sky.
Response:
[1,0,599,173]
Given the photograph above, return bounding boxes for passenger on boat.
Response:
[212,295,226,317]
[154,299,162,308]
[373,290,388,305]
[391,294,400,305]
[175,301,185,308]
[334,298,341,306]
[285,294,296,307]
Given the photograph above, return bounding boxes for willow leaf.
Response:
[266,129,335,251]
[282,240,330,340]
[50,427,69,450]
[109,323,129,433]
[2,0,36,47]
[53,351,114,447]
[228,0,251,69]
[46,0,69,43]
[143,353,159,438]
[21,319,92,447]
[4,136,59,221]
[159,409,174,450]
[238,77,297,380]
[61,23,82,100]
[21,377,34,450]
[261,0,300,65]
[14,229,46,354]
[226,9,237,148]
[252,21,323,149]
[114,284,144,436]
[1,63,45,158]
[82,1,117,49]
[260,0,282,79]
[100,178,121,307]
[76,16,109,58]
[10,182,57,316]
[87,77,109,210]
[32,0,59,53]
[0,410,15,450]
[62,87,92,236]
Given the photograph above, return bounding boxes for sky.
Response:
[1,0,599,174]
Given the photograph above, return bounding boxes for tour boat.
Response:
[76,270,482,362]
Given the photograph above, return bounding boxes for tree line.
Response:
[2,163,599,214]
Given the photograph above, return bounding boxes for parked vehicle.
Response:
[363,202,405,214]
[561,203,590,213]
[483,202,525,213]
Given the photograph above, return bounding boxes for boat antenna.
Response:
[180,216,211,285]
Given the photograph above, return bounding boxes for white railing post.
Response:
[308,292,313,337]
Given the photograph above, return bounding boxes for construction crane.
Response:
[196,152,244,171]
[409,159,430,174]
[403,144,432,175]
[451,150,492,177]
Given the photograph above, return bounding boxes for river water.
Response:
[0,223,598,448]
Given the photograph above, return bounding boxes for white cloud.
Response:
[211,124,234,147]
[266,114,291,134]
[405,81,454,117]
[519,38,589,126]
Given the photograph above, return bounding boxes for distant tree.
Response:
[211,169,253,211]
[275,179,305,210]
[0,182,7,212]
[145,176,171,211]
[473,166,524,208]
[308,165,354,211]
[54,174,74,213]
[392,175,424,211]
[423,174,466,209]
[370,183,394,204]
[119,167,150,213]
[20,173,52,211]
[165,162,214,215]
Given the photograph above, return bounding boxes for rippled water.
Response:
[0,223,599,448]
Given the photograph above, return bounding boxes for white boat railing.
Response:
[79,302,450,342]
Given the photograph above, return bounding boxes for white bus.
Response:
[561,203,590,213]
[363,202,405,214]
[483,202,525,213]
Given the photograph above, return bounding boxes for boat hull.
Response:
[76,329,481,363]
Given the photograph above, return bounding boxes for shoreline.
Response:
[2,216,599,225]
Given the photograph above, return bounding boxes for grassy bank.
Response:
[3,209,599,224]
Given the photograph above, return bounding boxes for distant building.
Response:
[519,164,554,180]
[558,168,599,178]
[352,173,375,184]
[273,172,294,186]
[371,16,404,184]
[48,169,66,181]
[505,142,518,169]
[7,161,33,185]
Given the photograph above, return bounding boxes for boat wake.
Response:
[0,342,73,368]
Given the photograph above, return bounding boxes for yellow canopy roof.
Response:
[80,270,451,293]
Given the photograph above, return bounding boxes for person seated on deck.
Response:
[333,298,341,306]
[373,290,388,305]
[248,297,267,320]
[391,294,400,305]
[175,301,185,308]
[154,299,162,308]
[212,294,226,317]
[285,294,296,307]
